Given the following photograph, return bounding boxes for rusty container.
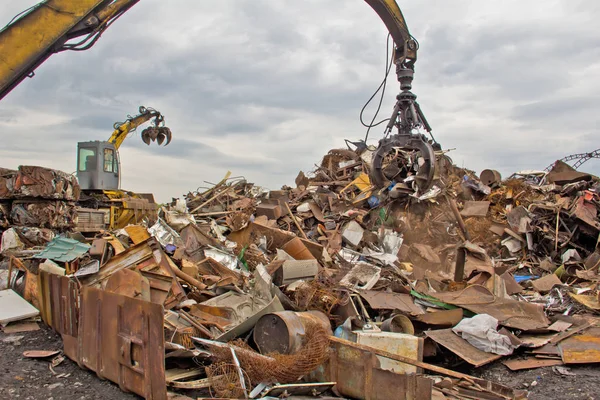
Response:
[480,169,502,187]
[381,314,415,335]
[253,311,331,354]
[281,237,316,260]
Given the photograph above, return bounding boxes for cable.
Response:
[361,34,393,142]
[0,4,39,33]
[61,8,129,52]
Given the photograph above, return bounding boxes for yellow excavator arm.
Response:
[1,0,417,101]
[0,0,139,100]
[109,106,172,149]
[364,0,417,69]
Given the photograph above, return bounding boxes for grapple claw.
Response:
[369,133,436,194]
[161,127,172,146]
[140,126,171,146]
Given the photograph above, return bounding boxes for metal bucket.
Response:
[253,311,331,354]
[381,314,415,335]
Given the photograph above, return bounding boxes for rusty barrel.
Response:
[253,311,331,354]
[480,169,502,187]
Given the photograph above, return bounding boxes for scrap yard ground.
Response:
[2,326,600,400]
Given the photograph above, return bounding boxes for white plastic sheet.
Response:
[452,314,516,356]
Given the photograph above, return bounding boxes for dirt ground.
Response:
[472,362,600,400]
[2,323,600,400]
[0,323,139,400]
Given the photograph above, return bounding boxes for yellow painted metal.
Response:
[108,111,159,150]
[95,0,138,21]
[0,0,139,100]
[0,0,105,96]
[103,189,157,229]
[363,0,415,63]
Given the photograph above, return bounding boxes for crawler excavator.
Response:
[76,106,172,232]
[0,0,439,209]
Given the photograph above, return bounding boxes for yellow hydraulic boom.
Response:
[0,0,139,100]
[109,106,172,149]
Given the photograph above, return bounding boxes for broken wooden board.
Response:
[560,327,600,364]
[502,357,563,371]
[425,328,502,367]
[0,289,39,325]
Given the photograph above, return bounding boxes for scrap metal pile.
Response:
[0,166,79,230]
[2,146,600,400]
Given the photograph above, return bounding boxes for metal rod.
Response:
[284,202,308,239]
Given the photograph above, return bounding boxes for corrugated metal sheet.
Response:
[34,237,90,262]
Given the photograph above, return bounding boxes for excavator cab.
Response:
[76,141,120,191]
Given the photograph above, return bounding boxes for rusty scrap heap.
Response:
[2,147,600,400]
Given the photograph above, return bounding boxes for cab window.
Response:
[79,148,96,171]
[104,149,115,172]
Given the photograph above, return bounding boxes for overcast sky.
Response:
[1,1,599,202]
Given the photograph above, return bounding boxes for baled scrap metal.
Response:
[10,200,77,229]
[0,165,80,201]
[0,200,10,228]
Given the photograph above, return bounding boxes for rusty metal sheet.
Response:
[460,201,490,217]
[310,339,432,400]
[560,327,600,364]
[430,285,549,331]
[38,272,78,337]
[124,225,151,244]
[414,309,463,327]
[79,287,166,400]
[23,350,61,359]
[502,357,563,371]
[425,329,502,368]
[79,239,155,286]
[80,238,184,310]
[38,272,80,362]
[531,274,562,293]
[358,290,424,315]
[105,269,151,301]
[531,343,560,356]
